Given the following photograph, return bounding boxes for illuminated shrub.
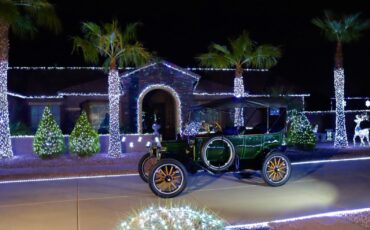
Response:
[69,111,100,156]
[287,110,316,150]
[119,203,226,230]
[33,107,64,158]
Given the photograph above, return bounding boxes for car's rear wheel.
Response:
[201,136,235,172]
[262,152,291,186]
[138,153,158,183]
[149,159,187,198]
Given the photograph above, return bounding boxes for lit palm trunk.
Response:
[0,21,13,158]
[108,69,121,157]
[334,42,348,147]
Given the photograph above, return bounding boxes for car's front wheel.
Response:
[262,152,291,186]
[149,159,188,198]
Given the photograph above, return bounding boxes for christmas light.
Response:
[186,67,268,72]
[0,173,139,184]
[137,84,182,134]
[226,207,370,229]
[129,142,134,148]
[234,107,244,127]
[333,68,348,147]
[120,204,225,230]
[304,109,370,114]
[137,136,142,142]
[193,92,310,97]
[108,69,122,157]
[366,100,370,108]
[0,61,14,158]
[292,156,370,165]
[234,76,245,98]
[7,92,112,99]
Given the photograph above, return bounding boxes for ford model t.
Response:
[138,97,291,198]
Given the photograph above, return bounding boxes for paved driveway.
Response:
[1,159,370,230]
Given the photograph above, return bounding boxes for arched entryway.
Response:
[137,85,182,140]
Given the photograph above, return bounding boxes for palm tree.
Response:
[0,0,60,158]
[198,31,281,127]
[198,31,281,98]
[73,20,151,157]
[312,12,369,148]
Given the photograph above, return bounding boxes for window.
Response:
[31,105,61,132]
[83,102,109,133]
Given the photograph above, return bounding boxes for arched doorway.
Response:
[138,85,181,140]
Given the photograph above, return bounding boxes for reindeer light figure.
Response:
[353,114,370,146]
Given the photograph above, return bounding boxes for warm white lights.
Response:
[0,61,13,158]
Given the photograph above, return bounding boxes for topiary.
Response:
[69,111,100,156]
[287,110,317,150]
[33,107,64,158]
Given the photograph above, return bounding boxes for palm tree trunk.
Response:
[0,19,13,158]
[233,67,245,97]
[234,68,245,127]
[108,68,121,157]
[333,41,348,147]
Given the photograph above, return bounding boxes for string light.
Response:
[107,69,122,157]
[333,68,348,147]
[226,207,370,229]
[234,107,244,127]
[0,61,13,158]
[137,84,182,135]
[120,204,225,230]
[366,100,370,108]
[234,76,245,98]
[304,109,370,114]
[193,92,310,97]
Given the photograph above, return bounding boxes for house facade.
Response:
[7,61,308,140]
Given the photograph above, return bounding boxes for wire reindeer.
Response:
[353,114,370,146]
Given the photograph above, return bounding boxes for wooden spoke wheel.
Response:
[149,159,188,198]
[138,153,158,183]
[262,152,291,186]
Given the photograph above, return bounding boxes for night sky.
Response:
[7,0,370,110]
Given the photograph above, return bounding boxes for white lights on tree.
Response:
[234,107,244,127]
[0,61,13,158]
[108,70,121,157]
[334,68,348,147]
[233,76,245,98]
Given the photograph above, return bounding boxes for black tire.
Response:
[149,159,188,198]
[201,136,235,172]
[138,153,158,183]
[262,152,291,186]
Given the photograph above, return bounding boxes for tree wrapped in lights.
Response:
[287,110,316,150]
[119,203,225,230]
[69,111,100,156]
[313,12,369,148]
[0,0,60,158]
[73,20,151,157]
[197,32,281,126]
[33,107,64,158]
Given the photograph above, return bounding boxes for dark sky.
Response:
[8,0,370,110]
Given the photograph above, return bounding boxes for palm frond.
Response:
[230,31,254,62]
[119,42,151,67]
[249,45,281,69]
[122,22,139,43]
[313,11,369,43]
[0,0,19,25]
[22,0,61,33]
[197,52,231,68]
[11,15,37,38]
[72,36,99,64]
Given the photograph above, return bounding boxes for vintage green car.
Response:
[138,98,291,198]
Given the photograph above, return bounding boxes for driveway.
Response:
[0,159,370,230]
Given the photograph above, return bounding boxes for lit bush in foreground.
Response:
[119,203,226,230]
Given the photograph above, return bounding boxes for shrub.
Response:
[33,107,64,158]
[10,122,32,136]
[287,110,316,150]
[119,203,225,230]
[69,111,100,156]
